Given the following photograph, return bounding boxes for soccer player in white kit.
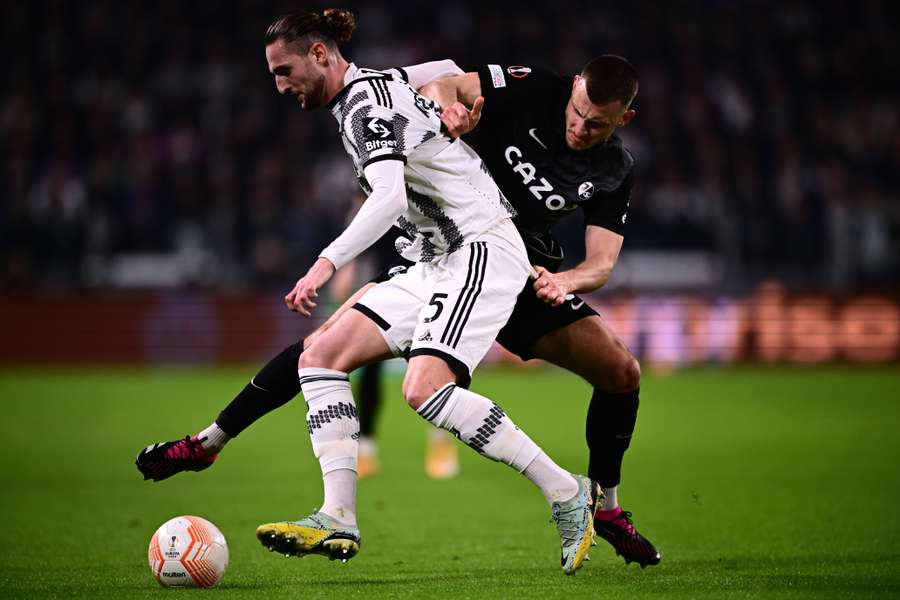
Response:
[255,9,594,574]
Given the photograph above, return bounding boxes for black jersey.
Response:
[466,64,634,242]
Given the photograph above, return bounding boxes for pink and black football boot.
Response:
[594,504,661,568]
[136,435,217,482]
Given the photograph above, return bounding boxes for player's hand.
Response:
[440,96,484,138]
[532,265,570,307]
[285,258,336,317]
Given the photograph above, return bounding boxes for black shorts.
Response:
[372,259,597,362]
[495,283,597,360]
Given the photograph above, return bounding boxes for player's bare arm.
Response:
[419,72,484,138]
[533,225,623,306]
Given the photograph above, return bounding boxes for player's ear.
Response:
[572,75,582,91]
[308,41,328,64]
[619,108,636,127]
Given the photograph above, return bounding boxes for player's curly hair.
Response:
[581,55,638,108]
[265,8,356,49]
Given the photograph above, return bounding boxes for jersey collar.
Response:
[327,62,361,111]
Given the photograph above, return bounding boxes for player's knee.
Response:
[403,356,459,410]
[401,377,429,410]
[296,349,316,370]
[613,354,641,392]
[402,372,453,410]
[598,352,640,393]
[297,343,334,371]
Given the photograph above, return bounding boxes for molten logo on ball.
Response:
[148,516,229,588]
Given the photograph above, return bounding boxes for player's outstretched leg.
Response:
[135,341,304,481]
[410,375,594,575]
[256,512,360,562]
[136,287,378,482]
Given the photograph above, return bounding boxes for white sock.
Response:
[321,469,357,526]
[522,451,579,504]
[197,422,230,453]
[418,383,575,504]
[299,367,359,527]
[599,485,619,511]
[416,384,538,470]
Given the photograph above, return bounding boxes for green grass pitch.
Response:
[1,364,898,599]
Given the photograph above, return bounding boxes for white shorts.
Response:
[354,219,530,384]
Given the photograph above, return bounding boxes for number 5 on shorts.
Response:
[424,293,449,323]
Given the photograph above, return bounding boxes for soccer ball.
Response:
[148,515,229,588]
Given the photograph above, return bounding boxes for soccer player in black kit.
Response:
[137,55,660,568]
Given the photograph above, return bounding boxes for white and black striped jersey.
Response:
[327,63,516,263]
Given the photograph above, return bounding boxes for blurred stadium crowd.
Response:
[2,1,898,293]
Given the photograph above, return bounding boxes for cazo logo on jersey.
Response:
[363,117,398,151]
[505,146,572,211]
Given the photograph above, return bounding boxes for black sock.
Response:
[215,341,304,437]
[357,362,383,437]
[586,387,640,488]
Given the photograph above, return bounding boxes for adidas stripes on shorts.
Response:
[353,219,530,383]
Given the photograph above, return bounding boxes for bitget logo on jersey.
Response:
[363,117,398,151]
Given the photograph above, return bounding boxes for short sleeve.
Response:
[582,169,633,235]
[476,65,561,122]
